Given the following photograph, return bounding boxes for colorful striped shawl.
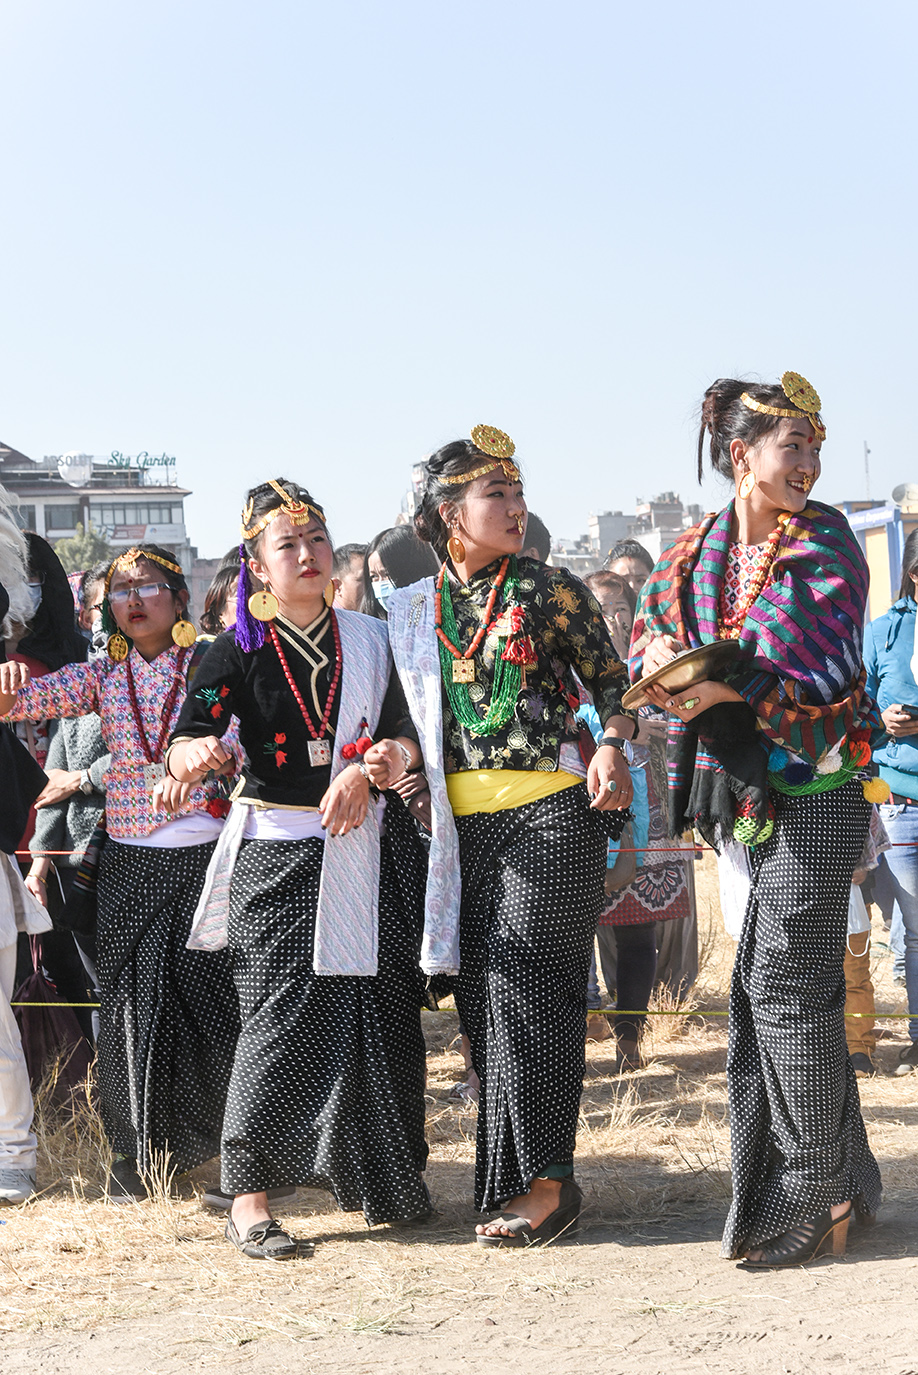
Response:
[630,500,878,765]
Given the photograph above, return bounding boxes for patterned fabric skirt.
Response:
[599,763,693,928]
[96,839,239,1175]
[455,782,608,1212]
[221,829,430,1226]
[721,780,882,1257]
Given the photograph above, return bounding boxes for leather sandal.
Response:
[225,1216,299,1261]
[740,1206,851,1268]
[476,1178,583,1248]
[852,1194,877,1228]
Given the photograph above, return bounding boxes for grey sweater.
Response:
[30,715,109,867]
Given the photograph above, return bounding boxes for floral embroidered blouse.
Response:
[441,556,632,773]
[2,645,237,840]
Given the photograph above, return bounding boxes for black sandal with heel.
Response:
[740,1205,852,1269]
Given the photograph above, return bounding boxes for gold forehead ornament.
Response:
[241,479,326,541]
[739,371,826,441]
[440,425,521,486]
[103,546,183,596]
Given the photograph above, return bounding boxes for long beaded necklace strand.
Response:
[268,614,342,767]
[125,646,191,789]
[435,556,524,736]
[718,515,788,640]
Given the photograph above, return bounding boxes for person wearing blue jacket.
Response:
[863,528,918,1073]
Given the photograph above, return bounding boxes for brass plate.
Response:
[622,640,742,711]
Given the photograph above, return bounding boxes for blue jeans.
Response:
[879,803,918,1041]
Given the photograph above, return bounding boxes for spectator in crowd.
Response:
[604,539,654,598]
[332,542,367,612]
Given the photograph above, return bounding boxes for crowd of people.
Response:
[0,377,909,1270]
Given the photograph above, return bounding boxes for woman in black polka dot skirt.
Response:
[381,427,635,1247]
[631,374,883,1267]
[168,480,431,1262]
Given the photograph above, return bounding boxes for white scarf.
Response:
[387,578,461,976]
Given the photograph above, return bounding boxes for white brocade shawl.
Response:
[387,579,461,976]
[187,611,390,976]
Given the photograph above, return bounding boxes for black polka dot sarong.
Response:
[454,782,608,1212]
[220,829,430,1226]
[721,779,882,1257]
[96,839,239,1175]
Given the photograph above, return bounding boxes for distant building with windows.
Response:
[0,442,193,573]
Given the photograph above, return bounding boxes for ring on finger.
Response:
[679,696,701,711]
[606,780,617,793]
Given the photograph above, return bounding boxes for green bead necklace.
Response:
[436,557,523,737]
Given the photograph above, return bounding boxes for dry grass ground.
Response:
[2,852,918,1373]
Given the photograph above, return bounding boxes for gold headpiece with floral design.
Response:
[440,425,521,486]
[103,546,182,596]
[240,479,326,541]
[740,371,826,441]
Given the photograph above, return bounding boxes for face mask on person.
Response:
[374,579,395,608]
[23,583,43,620]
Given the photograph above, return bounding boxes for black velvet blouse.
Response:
[169,610,414,807]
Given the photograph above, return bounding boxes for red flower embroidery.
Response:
[274,732,286,745]
[275,750,288,767]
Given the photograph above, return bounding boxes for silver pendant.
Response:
[409,593,425,626]
[144,762,166,793]
[308,739,332,767]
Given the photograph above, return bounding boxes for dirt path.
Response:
[3,1195,918,1374]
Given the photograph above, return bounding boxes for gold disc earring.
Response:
[738,470,757,500]
[447,528,466,564]
[323,581,336,608]
[248,589,279,621]
[107,632,129,662]
[171,616,197,648]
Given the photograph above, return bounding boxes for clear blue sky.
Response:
[3,1,915,556]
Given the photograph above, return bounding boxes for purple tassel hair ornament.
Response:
[235,542,267,652]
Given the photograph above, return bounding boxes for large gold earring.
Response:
[738,470,757,500]
[323,581,336,608]
[248,589,279,621]
[447,528,466,564]
[171,616,197,648]
[107,632,129,662]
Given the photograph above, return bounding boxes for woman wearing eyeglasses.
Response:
[0,543,240,1203]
